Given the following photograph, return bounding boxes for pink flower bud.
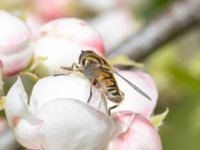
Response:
[32,18,105,76]
[0,11,32,77]
[110,111,162,150]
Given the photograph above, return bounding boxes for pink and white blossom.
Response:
[2,13,163,150]
[5,75,115,150]
[32,18,105,76]
[0,11,32,77]
[4,70,162,150]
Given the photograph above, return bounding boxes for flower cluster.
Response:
[1,11,163,150]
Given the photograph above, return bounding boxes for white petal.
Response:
[109,111,162,150]
[33,36,85,76]
[112,71,158,117]
[30,74,108,115]
[4,77,43,149]
[0,11,31,54]
[37,98,115,150]
[32,18,105,76]
[5,76,29,125]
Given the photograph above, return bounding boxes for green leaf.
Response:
[150,108,169,129]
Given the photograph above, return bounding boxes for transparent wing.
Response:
[113,70,152,101]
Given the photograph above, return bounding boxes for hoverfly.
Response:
[61,50,151,113]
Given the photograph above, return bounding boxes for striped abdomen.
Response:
[97,69,124,103]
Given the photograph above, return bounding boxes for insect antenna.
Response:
[113,71,152,101]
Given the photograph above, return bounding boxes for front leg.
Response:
[87,82,93,103]
[59,63,83,76]
[61,63,83,72]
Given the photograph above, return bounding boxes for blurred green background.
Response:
[147,28,200,150]
[144,1,200,150]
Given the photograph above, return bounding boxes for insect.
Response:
[61,50,151,113]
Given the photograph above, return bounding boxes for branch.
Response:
[106,0,200,61]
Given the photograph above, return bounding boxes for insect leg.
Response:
[87,83,93,103]
[58,63,81,76]
[87,79,98,103]
[53,73,65,76]
[53,70,73,76]
[60,66,74,76]
[61,63,83,72]
[108,104,118,115]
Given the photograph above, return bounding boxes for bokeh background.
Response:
[1,0,200,150]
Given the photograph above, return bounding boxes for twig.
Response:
[106,0,200,61]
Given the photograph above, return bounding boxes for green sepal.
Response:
[150,108,169,129]
[27,56,47,72]
[20,71,39,83]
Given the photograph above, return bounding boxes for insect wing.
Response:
[113,70,152,101]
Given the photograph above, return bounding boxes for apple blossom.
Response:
[0,11,32,77]
[4,69,163,150]
[4,75,115,150]
[32,18,105,76]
